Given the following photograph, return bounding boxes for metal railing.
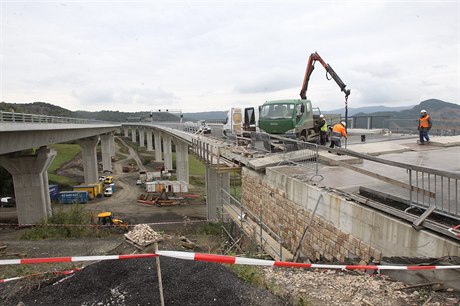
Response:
[408,169,459,219]
[0,111,91,124]
[249,133,319,174]
[383,118,460,136]
[337,148,460,220]
[220,188,285,260]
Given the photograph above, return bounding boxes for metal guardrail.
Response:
[383,118,460,136]
[249,133,319,174]
[336,148,460,221]
[0,111,91,124]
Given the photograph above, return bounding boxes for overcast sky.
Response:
[1,1,459,113]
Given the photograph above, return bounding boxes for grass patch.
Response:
[189,154,205,176]
[48,144,80,173]
[20,206,110,240]
[48,143,81,187]
[230,265,266,287]
[195,222,221,235]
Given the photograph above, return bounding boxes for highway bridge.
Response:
[1,111,460,288]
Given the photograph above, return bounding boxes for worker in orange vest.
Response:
[418,110,432,145]
[329,121,347,152]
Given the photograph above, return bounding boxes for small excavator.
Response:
[97,212,129,232]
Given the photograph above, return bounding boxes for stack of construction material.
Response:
[124,224,163,246]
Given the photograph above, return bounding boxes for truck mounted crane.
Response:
[299,52,351,127]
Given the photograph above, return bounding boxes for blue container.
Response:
[49,184,59,202]
[109,183,116,193]
[58,191,89,204]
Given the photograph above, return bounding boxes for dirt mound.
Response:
[5,257,286,306]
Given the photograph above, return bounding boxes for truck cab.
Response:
[258,99,319,142]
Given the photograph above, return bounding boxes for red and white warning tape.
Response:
[1,251,459,272]
[0,253,157,266]
[447,224,460,238]
[0,268,82,283]
[0,219,214,228]
[156,250,460,271]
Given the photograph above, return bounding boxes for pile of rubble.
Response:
[261,267,458,305]
[124,224,163,246]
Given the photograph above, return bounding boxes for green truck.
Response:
[258,52,350,143]
[258,99,321,142]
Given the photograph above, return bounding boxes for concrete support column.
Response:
[163,134,173,171]
[175,141,189,183]
[100,133,113,173]
[77,136,99,184]
[139,128,145,147]
[205,167,230,220]
[153,130,162,162]
[110,134,116,158]
[124,128,129,137]
[0,146,56,224]
[146,129,153,151]
[131,128,137,143]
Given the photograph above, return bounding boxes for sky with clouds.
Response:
[1,1,459,113]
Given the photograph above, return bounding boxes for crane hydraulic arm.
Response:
[299,52,351,100]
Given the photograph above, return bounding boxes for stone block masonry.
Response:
[241,167,460,263]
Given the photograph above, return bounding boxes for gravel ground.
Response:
[4,257,286,306]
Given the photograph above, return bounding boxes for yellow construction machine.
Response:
[97,212,129,232]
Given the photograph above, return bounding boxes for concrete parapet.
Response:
[241,167,460,263]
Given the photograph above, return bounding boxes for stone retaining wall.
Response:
[241,167,460,263]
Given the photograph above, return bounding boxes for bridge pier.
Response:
[124,128,129,138]
[0,146,56,224]
[139,128,145,147]
[131,128,137,143]
[146,129,153,151]
[153,130,162,162]
[175,141,189,183]
[77,136,99,184]
[162,134,173,171]
[206,167,230,220]
[100,133,113,173]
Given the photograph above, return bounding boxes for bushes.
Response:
[20,206,109,240]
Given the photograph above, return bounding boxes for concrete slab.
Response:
[347,142,410,156]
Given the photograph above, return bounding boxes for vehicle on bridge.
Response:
[259,52,350,143]
[0,196,15,207]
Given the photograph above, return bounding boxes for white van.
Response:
[104,188,113,197]
[223,107,242,137]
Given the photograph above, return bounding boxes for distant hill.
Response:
[182,111,227,121]
[0,101,73,117]
[354,99,460,119]
[350,99,460,132]
[0,102,179,122]
[2,99,458,125]
[323,105,414,116]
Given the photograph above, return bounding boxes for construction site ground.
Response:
[1,133,460,305]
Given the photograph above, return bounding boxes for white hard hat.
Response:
[421,109,427,113]
[341,121,346,127]
[319,114,324,118]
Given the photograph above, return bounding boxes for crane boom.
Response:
[299,52,351,100]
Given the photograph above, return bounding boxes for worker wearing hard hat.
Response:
[329,121,347,152]
[318,114,328,145]
[418,110,432,145]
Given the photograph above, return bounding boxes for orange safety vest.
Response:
[331,124,347,139]
[419,115,430,128]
